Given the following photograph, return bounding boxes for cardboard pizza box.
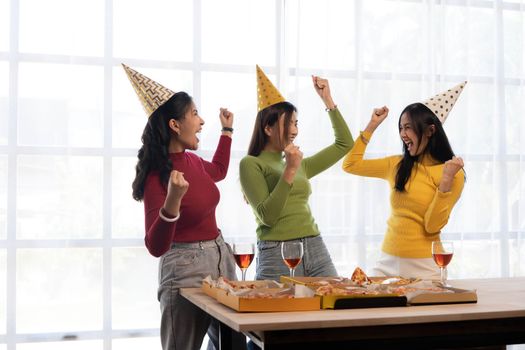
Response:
[408,286,478,305]
[280,276,476,308]
[280,276,406,309]
[202,280,320,312]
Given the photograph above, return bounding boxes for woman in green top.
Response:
[239,66,354,281]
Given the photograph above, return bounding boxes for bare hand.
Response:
[166,170,189,200]
[442,156,464,179]
[284,143,303,171]
[219,107,234,128]
[372,106,389,123]
[312,76,335,109]
[365,106,389,132]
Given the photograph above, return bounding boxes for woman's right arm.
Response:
[342,107,393,179]
[143,171,188,257]
[239,157,294,227]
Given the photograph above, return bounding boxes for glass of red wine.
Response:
[232,243,255,281]
[432,241,454,286]
[281,241,303,277]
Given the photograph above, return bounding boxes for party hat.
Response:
[256,65,285,112]
[423,81,467,123]
[122,63,176,117]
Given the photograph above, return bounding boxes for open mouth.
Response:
[405,141,414,152]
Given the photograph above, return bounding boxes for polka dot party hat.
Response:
[256,65,286,112]
[122,63,176,117]
[422,81,467,123]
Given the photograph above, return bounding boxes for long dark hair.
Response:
[248,101,297,156]
[395,103,455,192]
[132,92,193,201]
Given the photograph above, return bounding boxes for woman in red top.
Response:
[126,65,245,350]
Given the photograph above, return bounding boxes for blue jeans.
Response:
[157,234,246,350]
[255,235,337,281]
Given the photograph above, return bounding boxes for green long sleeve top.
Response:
[239,108,354,241]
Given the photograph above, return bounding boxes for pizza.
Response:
[315,285,380,296]
[378,277,421,286]
[215,277,263,291]
[351,267,371,285]
[307,277,352,287]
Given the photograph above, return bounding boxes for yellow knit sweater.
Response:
[342,131,465,258]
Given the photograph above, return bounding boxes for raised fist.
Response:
[284,143,303,171]
[443,156,464,179]
[167,170,189,200]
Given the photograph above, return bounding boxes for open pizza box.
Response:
[202,278,320,312]
[407,285,477,305]
[368,277,478,305]
[280,276,407,309]
[202,280,270,299]
[280,275,477,309]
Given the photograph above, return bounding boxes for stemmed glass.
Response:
[281,241,304,277]
[232,243,255,281]
[432,241,454,287]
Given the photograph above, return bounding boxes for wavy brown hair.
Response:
[132,92,193,201]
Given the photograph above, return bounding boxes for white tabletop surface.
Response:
[181,277,525,333]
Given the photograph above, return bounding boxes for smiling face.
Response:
[169,102,204,152]
[284,112,299,146]
[399,112,433,156]
[265,111,298,151]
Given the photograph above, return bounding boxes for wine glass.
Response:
[432,241,454,287]
[281,241,304,277]
[232,243,255,281]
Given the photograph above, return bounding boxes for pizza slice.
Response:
[351,267,371,285]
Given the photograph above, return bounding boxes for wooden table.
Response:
[181,278,525,349]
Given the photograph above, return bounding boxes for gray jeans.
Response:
[157,234,246,350]
[255,235,338,281]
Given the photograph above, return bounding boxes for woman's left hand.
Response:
[439,156,464,192]
[442,156,464,179]
[312,76,336,110]
[219,107,234,128]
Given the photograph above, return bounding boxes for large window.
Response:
[1,0,524,349]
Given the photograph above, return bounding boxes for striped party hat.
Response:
[122,63,176,117]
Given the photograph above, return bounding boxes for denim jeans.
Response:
[157,234,246,350]
[255,235,337,281]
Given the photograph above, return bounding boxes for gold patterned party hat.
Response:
[122,63,176,117]
[256,65,285,112]
[423,81,467,123]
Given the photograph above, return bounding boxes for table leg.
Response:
[218,321,247,350]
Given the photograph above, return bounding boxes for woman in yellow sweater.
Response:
[343,83,466,279]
